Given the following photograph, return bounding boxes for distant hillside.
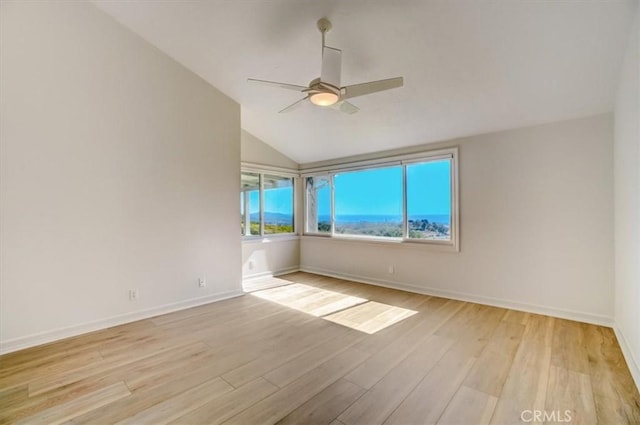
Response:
[249,212,293,224]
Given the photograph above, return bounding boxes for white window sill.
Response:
[301,234,459,252]
[242,234,300,244]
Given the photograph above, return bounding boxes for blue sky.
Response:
[250,159,451,218]
[334,167,403,216]
[330,160,451,217]
[264,187,293,215]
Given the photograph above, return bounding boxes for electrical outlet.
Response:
[248,260,254,270]
[198,277,206,288]
[129,289,138,301]
[388,265,395,274]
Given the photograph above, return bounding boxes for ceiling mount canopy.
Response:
[248,18,404,115]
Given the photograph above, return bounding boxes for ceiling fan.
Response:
[248,18,404,114]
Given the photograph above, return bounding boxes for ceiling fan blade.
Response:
[342,77,404,99]
[247,78,307,92]
[321,46,342,88]
[278,96,309,113]
[332,100,359,114]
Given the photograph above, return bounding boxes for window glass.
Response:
[241,172,261,236]
[406,159,451,240]
[305,176,331,233]
[263,175,294,234]
[334,166,403,238]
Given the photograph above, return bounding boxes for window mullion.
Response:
[330,174,335,236]
[243,190,249,236]
[259,174,264,236]
[402,165,408,240]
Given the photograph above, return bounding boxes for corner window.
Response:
[241,170,295,237]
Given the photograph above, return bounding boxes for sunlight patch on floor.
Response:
[249,282,417,333]
[243,277,294,293]
[250,283,367,317]
[323,301,418,334]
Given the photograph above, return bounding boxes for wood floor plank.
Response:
[0,320,156,370]
[338,334,455,425]
[0,349,103,386]
[222,347,370,425]
[551,319,589,374]
[545,365,597,425]
[501,309,530,325]
[65,353,242,425]
[323,301,418,334]
[436,386,498,425]
[27,333,198,396]
[489,314,555,425]
[243,276,296,292]
[583,325,640,424]
[0,385,29,420]
[2,377,131,424]
[255,283,369,316]
[200,306,317,350]
[115,377,233,425]
[382,337,486,425]
[4,341,210,417]
[351,296,453,355]
[14,382,130,425]
[222,324,356,388]
[150,293,261,326]
[463,320,525,397]
[276,378,365,425]
[263,329,365,389]
[345,299,464,389]
[169,378,278,425]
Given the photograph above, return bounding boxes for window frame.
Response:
[303,173,334,237]
[241,165,298,240]
[301,147,459,251]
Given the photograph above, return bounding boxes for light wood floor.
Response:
[1,272,639,425]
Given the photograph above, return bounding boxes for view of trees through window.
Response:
[305,158,453,241]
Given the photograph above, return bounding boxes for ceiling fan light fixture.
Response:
[310,92,339,106]
[248,18,403,114]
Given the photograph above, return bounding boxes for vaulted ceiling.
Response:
[93,0,636,164]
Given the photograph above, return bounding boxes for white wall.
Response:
[241,131,301,280]
[241,130,299,170]
[0,1,241,353]
[242,238,300,280]
[614,5,640,388]
[301,114,614,325]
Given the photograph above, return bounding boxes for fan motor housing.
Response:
[308,78,340,95]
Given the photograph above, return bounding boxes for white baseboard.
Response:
[299,265,613,327]
[242,266,301,282]
[613,325,640,392]
[0,290,244,355]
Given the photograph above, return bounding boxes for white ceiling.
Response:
[93,0,635,164]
